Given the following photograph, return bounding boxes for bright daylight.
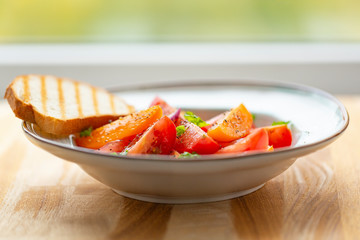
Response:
[0,1,359,239]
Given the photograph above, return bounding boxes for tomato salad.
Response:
[75,97,292,158]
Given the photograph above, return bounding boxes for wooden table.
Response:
[0,96,359,240]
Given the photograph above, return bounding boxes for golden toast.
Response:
[5,75,134,135]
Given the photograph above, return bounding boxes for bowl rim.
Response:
[22,79,349,163]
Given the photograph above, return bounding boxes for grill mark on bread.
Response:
[57,78,66,119]
[6,74,134,135]
[110,95,116,115]
[22,76,30,103]
[74,82,84,117]
[40,76,47,114]
[92,87,100,115]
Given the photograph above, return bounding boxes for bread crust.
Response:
[4,75,133,136]
[5,82,36,123]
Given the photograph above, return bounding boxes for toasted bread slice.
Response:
[5,75,134,135]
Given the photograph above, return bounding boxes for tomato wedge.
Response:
[174,120,220,154]
[207,104,253,142]
[150,96,176,115]
[201,112,228,132]
[98,137,134,153]
[263,124,292,148]
[217,128,269,154]
[75,105,163,149]
[170,150,180,157]
[127,116,176,155]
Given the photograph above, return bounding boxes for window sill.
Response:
[1,43,360,94]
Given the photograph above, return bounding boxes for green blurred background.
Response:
[1,0,359,43]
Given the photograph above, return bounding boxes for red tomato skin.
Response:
[263,124,292,148]
[150,96,176,116]
[217,128,269,154]
[217,140,236,148]
[127,116,177,155]
[201,112,228,132]
[174,120,220,154]
[98,137,134,153]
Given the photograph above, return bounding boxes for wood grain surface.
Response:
[0,96,359,240]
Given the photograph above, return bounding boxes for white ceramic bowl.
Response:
[23,81,349,204]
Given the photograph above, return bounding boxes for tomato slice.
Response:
[174,120,220,154]
[263,124,292,148]
[217,140,236,148]
[127,116,176,155]
[217,128,269,154]
[170,150,180,157]
[75,105,163,149]
[98,137,134,153]
[207,104,253,142]
[150,96,176,115]
[201,112,228,132]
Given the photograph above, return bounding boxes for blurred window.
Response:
[0,0,359,42]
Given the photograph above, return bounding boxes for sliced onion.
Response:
[169,108,181,122]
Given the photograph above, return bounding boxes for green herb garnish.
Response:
[176,125,187,137]
[184,112,209,128]
[252,114,256,121]
[120,150,128,156]
[178,152,200,158]
[272,121,290,126]
[110,152,118,156]
[80,127,93,137]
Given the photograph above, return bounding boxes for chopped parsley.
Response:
[176,125,187,137]
[252,114,256,121]
[178,152,200,158]
[272,121,291,126]
[80,127,93,137]
[184,112,209,128]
